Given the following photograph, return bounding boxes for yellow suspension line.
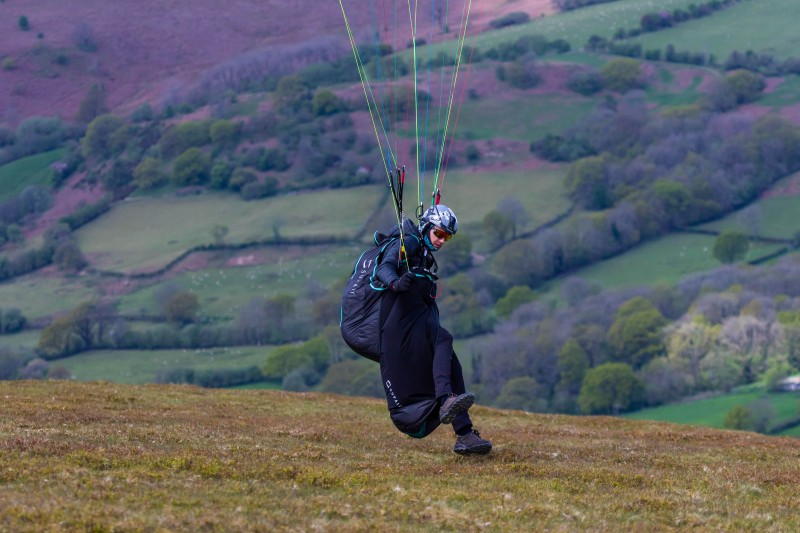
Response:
[432,0,473,195]
[407,0,423,216]
[339,0,398,176]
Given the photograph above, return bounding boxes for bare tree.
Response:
[497,197,529,238]
[73,22,98,52]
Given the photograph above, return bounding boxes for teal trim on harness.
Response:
[404,421,427,439]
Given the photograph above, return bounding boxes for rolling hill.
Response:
[2,379,800,530]
[3,0,800,433]
[0,0,554,125]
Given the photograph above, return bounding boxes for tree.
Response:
[599,58,643,93]
[211,225,229,245]
[565,155,611,210]
[133,157,167,189]
[557,338,590,394]
[492,239,539,286]
[607,297,667,368]
[639,357,688,406]
[567,69,604,95]
[497,197,529,238]
[164,292,199,324]
[495,285,536,319]
[228,168,257,191]
[497,55,541,89]
[494,377,547,412]
[747,398,776,434]
[73,22,99,52]
[38,302,104,359]
[665,317,718,390]
[275,75,312,115]
[76,84,108,124]
[209,119,241,149]
[723,405,754,431]
[82,114,125,160]
[53,241,87,273]
[319,359,383,398]
[578,362,644,414]
[718,315,784,383]
[159,121,212,159]
[6,224,23,244]
[210,160,234,189]
[725,70,765,105]
[18,15,30,31]
[438,232,472,275]
[483,210,514,244]
[172,147,211,185]
[0,308,27,334]
[650,179,692,227]
[312,90,343,116]
[712,231,749,264]
[262,344,312,380]
[438,273,493,337]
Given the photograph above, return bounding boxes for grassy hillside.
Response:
[469,0,709,52]
[75,187,385,274]
[0,272,97,321]
[540,232,786,301]
[2,380,800,531]
[629,0,800,61]
[55,346,274,384]
[0,148,64,200]
[698,185,800,240]
[624,388,800,429]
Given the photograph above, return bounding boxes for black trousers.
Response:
[379,288,472,436]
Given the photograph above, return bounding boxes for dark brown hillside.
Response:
[0,0,554,125]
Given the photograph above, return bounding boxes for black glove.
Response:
[390,272,415,292]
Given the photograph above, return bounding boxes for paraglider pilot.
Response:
[374,205,492,455]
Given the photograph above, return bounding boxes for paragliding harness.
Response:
[339,168,443,438]
[340,231,400,362]
[340,167,447,362]
[340,168,411,362]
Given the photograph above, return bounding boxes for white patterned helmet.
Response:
[419,204,458,236]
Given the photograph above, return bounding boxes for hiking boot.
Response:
[453,429,492,456]
[439,392,475,424]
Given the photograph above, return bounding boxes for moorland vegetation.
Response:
[2,0,800,436]
[3,380,800,531]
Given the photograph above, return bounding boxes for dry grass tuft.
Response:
[2,380,800,531]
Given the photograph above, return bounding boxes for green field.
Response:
[75,186,385,273]
[645,64,715,107]
[57,346,274,384]
[699,187,800,240]
[0,148,64,200]
[542,232,782,300]
[461,0,710,54]
[759,76,800,108]
[395,0,707,69]
[0,273,97,321]
[629,0,800,61]
[624,388,800,430]
[457,91,596,142]
[443,165,569,224]
[0,329,42,350]
[117,244,359,318]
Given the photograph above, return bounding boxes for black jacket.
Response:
[374,218,437,289]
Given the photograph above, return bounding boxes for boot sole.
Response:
[439,393,475,424]
[453,443,492,456]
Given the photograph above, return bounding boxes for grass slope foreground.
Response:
[2,381,800,531]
